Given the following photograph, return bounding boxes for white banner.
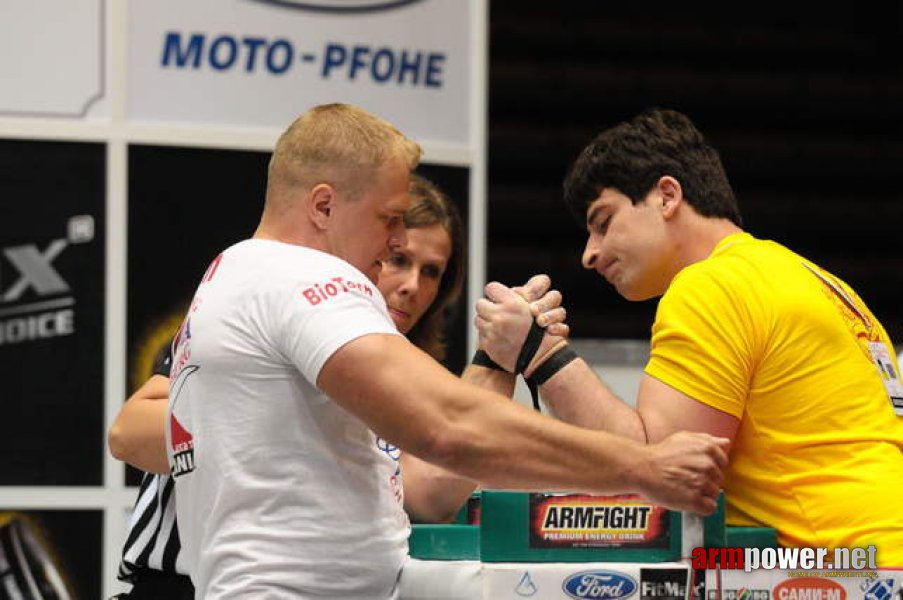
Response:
[715,568,903,600]
[0,0,105,118]
[127,0,472,149]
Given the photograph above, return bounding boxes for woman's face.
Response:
[377,223,453,334]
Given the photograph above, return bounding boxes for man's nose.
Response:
[582,237,599,270]
[389,224,407,252]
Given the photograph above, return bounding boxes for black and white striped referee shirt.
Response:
[118,341,187,581]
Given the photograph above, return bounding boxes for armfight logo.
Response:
[529,493,671,549]
[0,215,94,347]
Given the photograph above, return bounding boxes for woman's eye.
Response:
[422,265,441,279]
[388,254,407,267]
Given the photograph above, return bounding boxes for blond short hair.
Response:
[267,103,422,201]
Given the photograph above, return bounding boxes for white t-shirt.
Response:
[166,239,409,599]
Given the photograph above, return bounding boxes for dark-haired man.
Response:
[478,108,903,566]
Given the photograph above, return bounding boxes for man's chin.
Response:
[617,283,659,302]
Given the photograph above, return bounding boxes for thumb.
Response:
[516,274,551,302]
[483,281,518,303]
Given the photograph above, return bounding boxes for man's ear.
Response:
[308,183,335,231]
[657,176,683,219]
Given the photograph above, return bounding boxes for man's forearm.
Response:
[402,452,477,523]
[537,356,647,441]
[401,363,513,523]
[320,334,725,514]
[108,374,172,474]
[108,399,171,473]
[460,363,516,397]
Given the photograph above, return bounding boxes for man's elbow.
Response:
[405,501,459,524]
[414,425,479,477]
[107,422,130,463]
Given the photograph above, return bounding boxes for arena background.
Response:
[1,1,901,598]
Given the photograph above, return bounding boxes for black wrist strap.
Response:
[515,321,545,375]
[472,320,547,375]
[525,345,579,411]
[527,345,579,386]
[471,349,506,372]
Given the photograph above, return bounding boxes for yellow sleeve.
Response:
[645,261,763,419]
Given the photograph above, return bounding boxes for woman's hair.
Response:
[404,174,465,362]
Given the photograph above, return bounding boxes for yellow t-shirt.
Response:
[646,232,903,567]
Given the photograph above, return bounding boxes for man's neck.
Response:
[253,219,327,254]
[681,219,744,266]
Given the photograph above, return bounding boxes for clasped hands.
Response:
[474,274,569,377]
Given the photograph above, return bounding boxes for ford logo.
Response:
[563,571,638,600]
[248,0,425,13]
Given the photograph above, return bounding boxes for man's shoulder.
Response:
[214,241,384,316]
[675,234,795,287]
[224,240,363,281]
[226,238,326,264]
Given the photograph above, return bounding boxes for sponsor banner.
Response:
[859,575,902,600]
[0,140,105,485]
[529,493,672,550]
[402,562,903,600]
[640,568,690,600]
[482,562,690,600]
[0,510,102,599]
[706,586,770,600]
[127,0,473,148]
[0,0,105,118]
[712,569,903,600]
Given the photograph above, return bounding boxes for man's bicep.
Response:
[317,333,455,451]
[637,373,740,445]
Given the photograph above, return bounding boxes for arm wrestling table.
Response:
[397,490,851,600]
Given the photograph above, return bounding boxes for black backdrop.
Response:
[0,140,105,486]
[487,1,903,344]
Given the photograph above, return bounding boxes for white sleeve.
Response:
[274,276,401,385]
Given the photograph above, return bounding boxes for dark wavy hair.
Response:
[403,174,465,362]
[563,108,742,227]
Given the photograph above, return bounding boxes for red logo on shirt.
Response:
[170,413,195,478]
[301,276,374,306]
[169,365,198,478]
